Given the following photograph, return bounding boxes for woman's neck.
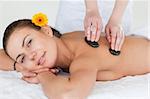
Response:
[54,37,74,68]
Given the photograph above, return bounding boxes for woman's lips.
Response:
[38,51,46,65]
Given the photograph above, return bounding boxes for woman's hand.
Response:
[84,10,103,42]
[20,66,60,84]
[105,20,125,51]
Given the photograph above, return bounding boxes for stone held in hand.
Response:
[109,48,121,56]
[84,37,99,48]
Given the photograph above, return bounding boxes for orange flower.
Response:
[32,12,48,27]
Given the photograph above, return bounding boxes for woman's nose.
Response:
[28,51,37,60]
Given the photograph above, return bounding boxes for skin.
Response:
[6,26,150,99]
[85,0,129,51]
[84,0,102,41]
[0,49,15,71]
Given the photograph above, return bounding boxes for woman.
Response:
[0,19,149,99]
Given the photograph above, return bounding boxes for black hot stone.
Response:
[109,48,121,56]
[84,37,99,48]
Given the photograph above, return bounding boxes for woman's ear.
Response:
[40,25,53,37]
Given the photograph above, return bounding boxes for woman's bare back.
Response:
[62,31,150,81]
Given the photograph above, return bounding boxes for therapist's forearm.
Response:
[85,0,99,13]
[109,0,129,23]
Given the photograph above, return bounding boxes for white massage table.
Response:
[0,70,149,99]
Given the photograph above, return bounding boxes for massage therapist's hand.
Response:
[84,10,103,42]
[21,66,59,84]
[105,20,125,51]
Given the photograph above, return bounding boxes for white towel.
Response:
[0,70,149,99]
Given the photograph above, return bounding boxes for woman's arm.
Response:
[37,65,97,99]
[0,49,14,71]
[0,49,22,71]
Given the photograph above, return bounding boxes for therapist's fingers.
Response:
[111,31,117,50]
[95,28,101,42]
[118,30,125,50]
[84,20,88,37]
[95,20,102,42]
[90,21,97,42]
[85,25,91,41]
[105,27,111,43]
[114,31,121,51]
[87,27,91,41]
[84,26,88,37]
[116,26,125,51]
[84,18,92,40]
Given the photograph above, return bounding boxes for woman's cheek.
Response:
[23,61,36,71]
[46,57,56,68]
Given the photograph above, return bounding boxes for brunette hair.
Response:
[3,19,62,53]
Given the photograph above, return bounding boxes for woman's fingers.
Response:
[22,76,39,84]
[50,68,60,74]
[33,68,49,73]
[33,66,60,74]
[21,66,49,77]
[22,70,36,77]
[35,65,46,70]
[33,65,51,71]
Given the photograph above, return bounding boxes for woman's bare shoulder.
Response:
[60,31,85,56]
[61,31,84,39]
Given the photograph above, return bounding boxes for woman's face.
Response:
[6,27,57,71]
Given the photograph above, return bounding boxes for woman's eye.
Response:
[27,39,32,47]
[21,56,25,63]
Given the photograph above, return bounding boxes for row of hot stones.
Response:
[84,37,120,56]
